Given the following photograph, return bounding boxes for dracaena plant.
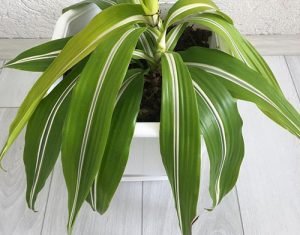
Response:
[1,0,300,234]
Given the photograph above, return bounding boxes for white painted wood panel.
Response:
[0,66,40,107]
[42,161,142,235]
[236,56,300,235]
[285,56,300,97]
[246,35,300,56]
[143,152,244,235]
[0,108,50,235]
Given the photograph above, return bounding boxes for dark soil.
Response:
[137,27,212,122]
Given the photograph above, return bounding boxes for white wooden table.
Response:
[0,37,300,235]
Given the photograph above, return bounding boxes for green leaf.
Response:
[88,69,144,213]
[0,3,147,162]
[164,0,232,28]
[160,52,201,235]
[132,49,156,67]
[185,13,281,92]
[166,23,188,51]
[137,31,155,58]
[24,62,85,211]
[190,67,244,207]
[5,37,71,72]
[181,47,300,137]
[63,0,117,13]
[61,26,145,232]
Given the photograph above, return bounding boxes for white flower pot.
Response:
[52,3,211,181]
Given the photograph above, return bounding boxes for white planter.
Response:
[52,3,210,181]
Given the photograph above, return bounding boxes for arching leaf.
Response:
[61,26,145,232]
[181,47,300,137]
[88,69,145,213]
[24,62,85,210]
[191,67,244,207]
[0,4,147,162]
[5,37,71,72]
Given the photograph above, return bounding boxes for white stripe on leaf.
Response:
[68,28,137,228]
[29,77,78,209]
[164,53,183,230]
[193,81,226,204]
[188,16,249,66]
[166,3,215,26]
[187,62,300,134]
[6,50,61,66]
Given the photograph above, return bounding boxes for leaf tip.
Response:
[0,147,8,172]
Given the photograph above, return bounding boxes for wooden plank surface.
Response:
[236,56,300,235]
[143,151,244,235]
[1,42,300,235]
[285,56,300,98]
[0,108,50,235]
[245,35,300,56]
[42,161,143,235]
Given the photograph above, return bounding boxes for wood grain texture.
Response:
[42,161,142,235]
[236,56,300,235]
[0,65,40,107]
[143,151,244,235]
[246,35,300,56]
[0,108,50,235]
[285,56,300,99]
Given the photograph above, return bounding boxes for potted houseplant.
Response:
[1,0,300,234]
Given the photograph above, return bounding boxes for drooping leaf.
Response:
[61,26,145,232]
[190,67,244,207]
[0,4,147,162]
[185,14,281,92]
[24,62,85,210]
[160,52,201,235]
[63,0,117,13]
[5,37,71,72]
[88,69,145,213]
[164,0,232,28]
[181,47,300,137]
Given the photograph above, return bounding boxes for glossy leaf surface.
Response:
[88,69,144,213]
[61,26,145,231]
[191,68,244,207]
[181,47,300,137]
[160,52,201,235]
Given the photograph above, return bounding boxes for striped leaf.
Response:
[5,37,71,72]
[0,3,147,162]
[88,69,144,213]
[160,52,201,235]
[186,14,281,92]
[137,31,155,58]
[132,49,156,67]
[190,67,244,207]
[166,23,188,51]
[164,0,232,28]
[63,0,117,13]
[24,62,85,210]
[61,26,145,232]
[181,47,300,137]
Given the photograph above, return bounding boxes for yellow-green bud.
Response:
[141,0,159,15]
